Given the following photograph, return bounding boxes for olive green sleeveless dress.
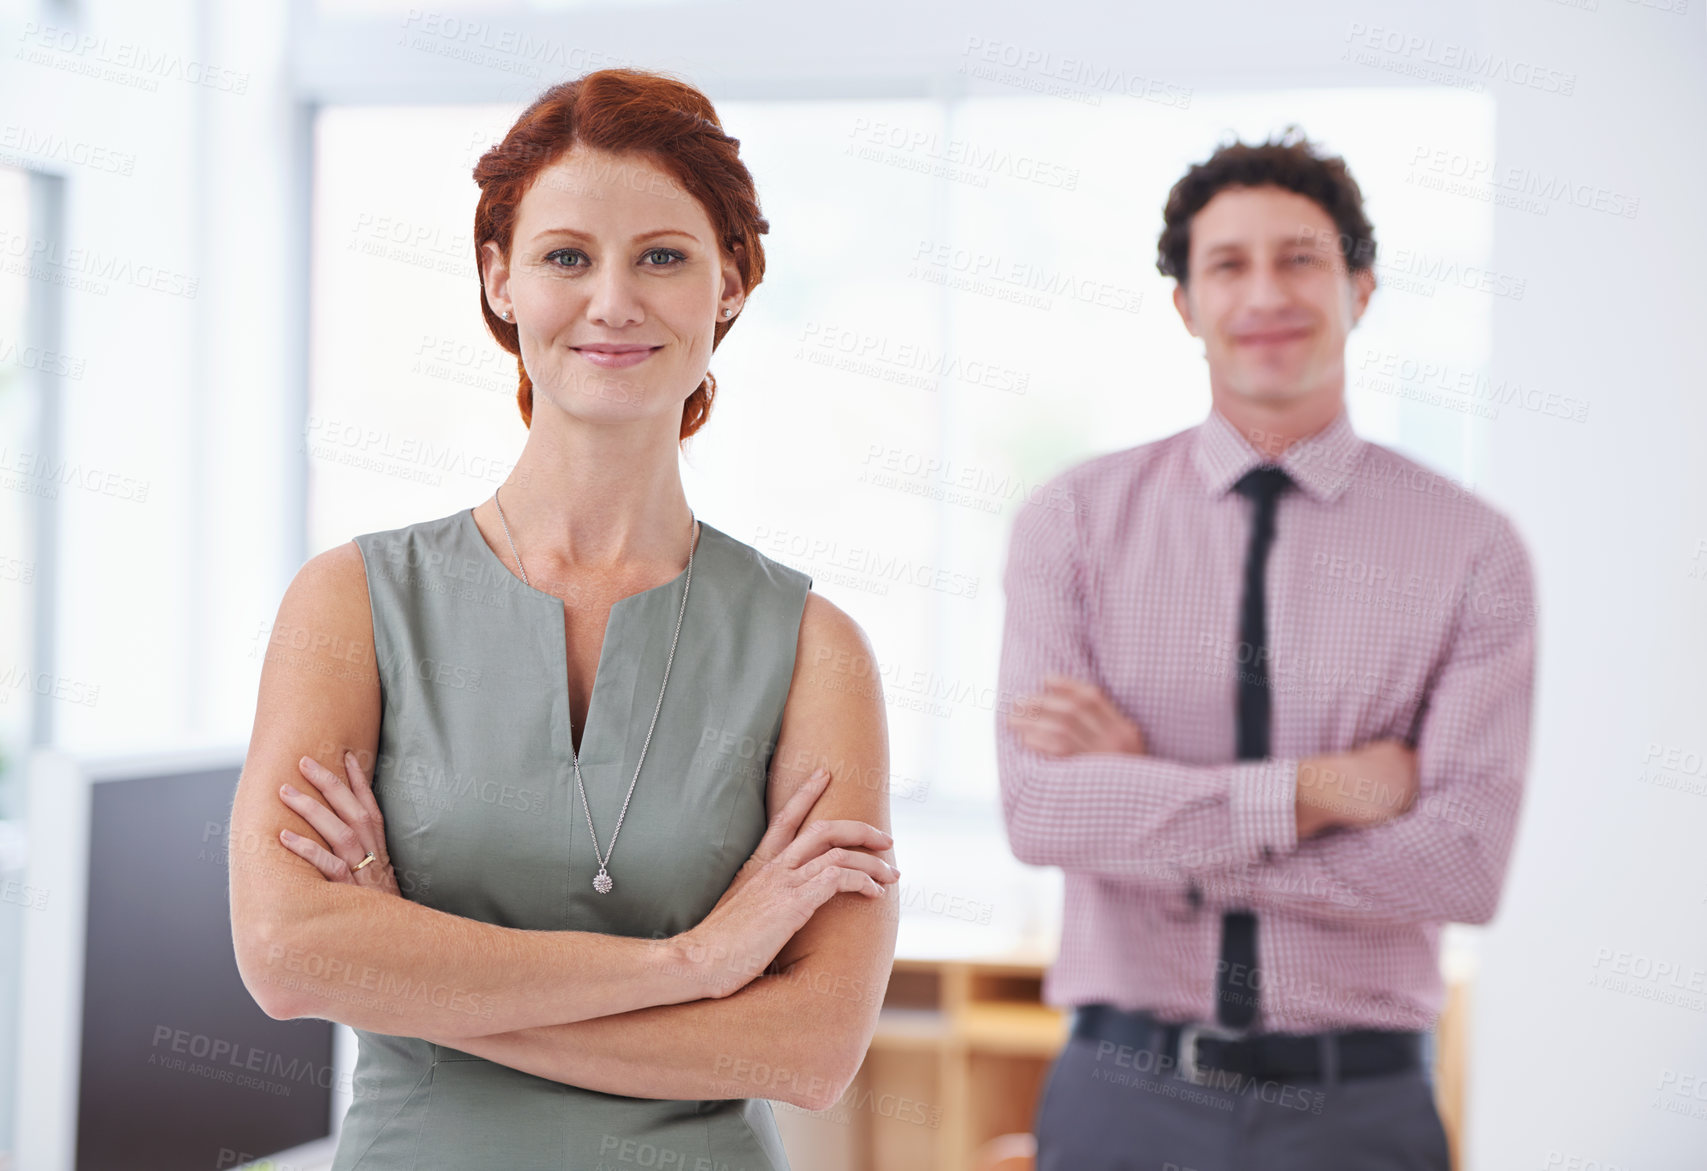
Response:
[331,507,811,1170]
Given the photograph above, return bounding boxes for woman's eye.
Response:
[543,247,683,268]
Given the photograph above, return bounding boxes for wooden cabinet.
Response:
[778,954,1468,1171]
[854,958,1062,1170]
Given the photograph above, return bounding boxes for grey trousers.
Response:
[1033,1029,1452,1171]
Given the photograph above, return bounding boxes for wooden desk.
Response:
[794,955,1467,1171]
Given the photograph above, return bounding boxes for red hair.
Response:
[472,69,770,440]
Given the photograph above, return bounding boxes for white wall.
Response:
[1476,3,1707,1166]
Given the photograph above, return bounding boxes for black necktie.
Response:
[1217,465,1293,1030]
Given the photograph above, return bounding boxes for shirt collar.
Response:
[1190,402,1367,504]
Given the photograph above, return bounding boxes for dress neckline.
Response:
[457,506,703,763]
[458,506,697,608]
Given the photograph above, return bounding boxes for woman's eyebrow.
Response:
[528,227,703,245]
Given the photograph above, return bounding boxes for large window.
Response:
[310,88,1496,959]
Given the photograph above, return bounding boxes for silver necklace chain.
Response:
[493,484,696,894]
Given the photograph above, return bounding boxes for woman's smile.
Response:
[573,342,662,369]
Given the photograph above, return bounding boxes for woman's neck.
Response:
[495,412,694,572]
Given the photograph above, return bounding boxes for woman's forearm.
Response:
[240,878,702,1040]
[419,956,880,1112]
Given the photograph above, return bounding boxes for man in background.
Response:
[997,129,1536,1169]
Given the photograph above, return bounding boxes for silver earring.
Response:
[502,309,512,321]
[723,307,734,318]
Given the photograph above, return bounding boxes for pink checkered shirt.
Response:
[997,404,1536,1032]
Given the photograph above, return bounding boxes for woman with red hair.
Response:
[230,69,899,1168]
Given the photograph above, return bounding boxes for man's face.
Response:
[1172,184,1374,408]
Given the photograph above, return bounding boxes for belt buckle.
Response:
[1177,1020,1246,1086]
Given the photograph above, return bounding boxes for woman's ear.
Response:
[719,242,745,317]
[480,240,512,320]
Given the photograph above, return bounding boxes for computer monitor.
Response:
[15,746,337,1171]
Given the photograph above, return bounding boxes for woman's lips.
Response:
[574,347,658,369]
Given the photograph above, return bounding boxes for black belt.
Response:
[1072,1003,1423,1085]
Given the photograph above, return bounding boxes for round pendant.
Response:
[593,869,613,894]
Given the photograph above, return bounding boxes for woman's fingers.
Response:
[807,865,887,904]
[295,755,378,851]
[796,847,901,887]
[278,828,354,882]
[777,817,895,869]
[341,750,387,829]
[278,780,365,861]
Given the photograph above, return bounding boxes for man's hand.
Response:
[1006,673,1146,757]
[1294,739,1419,839]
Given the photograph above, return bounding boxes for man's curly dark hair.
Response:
[1157,125,1377,286]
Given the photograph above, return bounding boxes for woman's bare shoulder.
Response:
[249,540,379,765]
[249,541,376,674]
[799,588,869,643]
[296,539,371,606]
[793,590,879,690]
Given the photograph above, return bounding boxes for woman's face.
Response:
[480,146,744,429]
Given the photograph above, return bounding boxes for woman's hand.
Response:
[276,750,400,896]
[678,767,898,1000]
